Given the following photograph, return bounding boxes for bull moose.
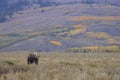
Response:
[27,52,39,65]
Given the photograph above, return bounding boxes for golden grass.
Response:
[0,52,120,80]
[82,46,120,52]
[68,24,88,35]
[71,16,120,21]
[42,7,53,11]
[86,32,111,39]
[86,32,120,44]
[73,24,87,28]
[50,40,62,46]
[69,28,86,35]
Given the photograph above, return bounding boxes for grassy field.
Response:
[0,52,120,80]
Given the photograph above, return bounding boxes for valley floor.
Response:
[0,52,120,80]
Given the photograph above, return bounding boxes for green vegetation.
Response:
[65,46,120,53]
[43,27,72,39]
[3,61,15,66]
[0,33,38,49]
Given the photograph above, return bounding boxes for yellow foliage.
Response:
[69,24,87,35]
[86,32,119,44]
[86,32,111,39]
[71,16,120,21]
[73,24,87,28]
[50,40,62,46]
[43,7,53,11]
[69,28,86,35]
[83,46,99,50]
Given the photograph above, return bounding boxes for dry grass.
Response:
[82,46,120,52]
[86,32,119,44]
[73,24,88,28]
[67,24,88,36]
[69,28,86,35]
[86,32,111,39]
[50,40,62,46]
[71,16,120,21]
[0,52,120,80]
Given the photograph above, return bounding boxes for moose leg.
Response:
[27,58,30,64]
[27,57,33,64]
[35,58,38,65]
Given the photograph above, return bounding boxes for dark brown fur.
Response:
[27,54,38,65]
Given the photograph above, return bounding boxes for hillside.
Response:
[0,4,120,52]
[0,0,120,23]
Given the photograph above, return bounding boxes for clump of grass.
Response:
[0,61,28,77]
[3,61,15,66]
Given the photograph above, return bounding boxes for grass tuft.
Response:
[3,61,15,66]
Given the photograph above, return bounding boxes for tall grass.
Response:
[0,52,120,80]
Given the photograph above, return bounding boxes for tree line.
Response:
[0,0,58,23]
[0,0,29,22]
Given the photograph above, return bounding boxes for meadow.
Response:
[0,51,120,80]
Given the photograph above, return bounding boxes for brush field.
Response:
[0,52,120,80]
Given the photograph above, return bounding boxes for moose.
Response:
[27,52,39,65]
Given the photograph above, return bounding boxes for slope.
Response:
[0,4,120,51]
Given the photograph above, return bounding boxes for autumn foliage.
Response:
[50,40,62,46]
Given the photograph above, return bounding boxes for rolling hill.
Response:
[0,3,120,52]
[0,0,120,23]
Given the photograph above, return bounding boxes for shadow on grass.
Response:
[0,61,28,77]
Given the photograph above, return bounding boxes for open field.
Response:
[0,52,120,80]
